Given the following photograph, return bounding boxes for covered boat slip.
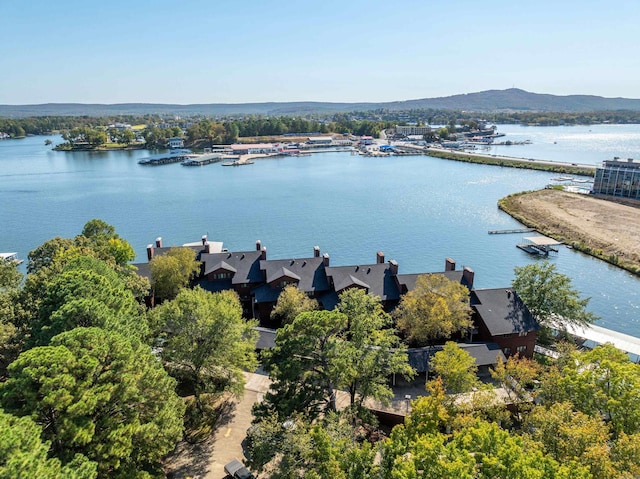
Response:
[551,320,640,362]
[516,235,562,256]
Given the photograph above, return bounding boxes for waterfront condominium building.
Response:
[592,158,640,200]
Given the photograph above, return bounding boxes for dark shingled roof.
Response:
[471,288,540,336]
[325,263,400,301]
[201,250,264,285]
[407,342,506,373]
[131,262,151,280]
[260,257,330,292]
[254,327,277,350]
[396,270,470,293]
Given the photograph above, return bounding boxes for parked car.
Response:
[224,459,255,479]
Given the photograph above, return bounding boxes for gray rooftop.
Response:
[201,250,264,285]
[407,342,506,373]
[471,288,539,336]
[325,263,400,301]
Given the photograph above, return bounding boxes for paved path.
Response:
[165,373,270,479]
[163,371,415,479]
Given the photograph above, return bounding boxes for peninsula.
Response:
[499,189,640,275]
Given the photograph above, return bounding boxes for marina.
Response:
[1,130,640,338]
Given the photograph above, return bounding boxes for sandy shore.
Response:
[499,189,640,274]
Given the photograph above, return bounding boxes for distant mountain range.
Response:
[2,88,640,117]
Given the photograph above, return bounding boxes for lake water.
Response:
[0,125,639,337]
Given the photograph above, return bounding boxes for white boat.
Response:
[0,252,23,265]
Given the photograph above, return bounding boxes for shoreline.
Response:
[422,147,595,177]
[498,189,640,276]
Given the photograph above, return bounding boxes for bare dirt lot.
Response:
[500,189,640,273]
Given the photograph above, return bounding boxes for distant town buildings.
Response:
[593,157,640,200]
[395,125,432,137]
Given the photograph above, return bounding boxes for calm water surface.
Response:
[0,128,638,336]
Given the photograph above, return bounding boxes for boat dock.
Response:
[181,153,225,166]
[516,235,562,255]
[489,228,536,234]
[1,252,23,265]
[551,320,640,362]
[222,153,269,166]
[138,152,194,165]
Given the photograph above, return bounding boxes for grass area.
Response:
[426,149,595,177]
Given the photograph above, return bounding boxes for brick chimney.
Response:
[377,251,385,264]
[155,237,162,248]
[445,258,456,271]
[204,242,212,254]
[256,240,262,251]
[322,253,330,267]
[202,234,208,245]
[146,244,154,261]
[462,267,475,289]
[389,259,398,275]
[261,246,267,260]
[314,246,320,258]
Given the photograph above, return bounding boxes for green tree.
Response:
[0,409,97,479]
[512,260,598,327]
[336,289,414,408]
[525,402,614,478]
[394,274,472,347]
[1,327,184,477]
[149,247,200,302]
[157,288,258,410]
[431,341,479,394]
[27,237,76,274]
[247,412,378,479]
[490,354,540,423]
[31,257,146,345]
[261,310,347,418]
[538,344,640,437]
[270,284,318,326]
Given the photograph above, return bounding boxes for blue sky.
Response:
[1,0,639,104]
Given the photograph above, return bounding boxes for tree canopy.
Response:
[394,274,472,346]
[149,247,200,302]
[0,409,97,479]
[431,341,479,394]
[270,284,318,326]
[512,260,598,327]
[259,291,413,420]
[1,327,184,478]
[156,288,258,409]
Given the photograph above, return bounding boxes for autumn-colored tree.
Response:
[394,274,472,347]
[270,284,318,325]
[149,247,200,302]
[431,341,479,394]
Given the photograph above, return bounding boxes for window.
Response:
[517,345,527,354]
[519,331,528,337]
[503,347,511,356]
[212,272,233,280]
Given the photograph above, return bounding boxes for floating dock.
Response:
[489,228,536,234]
